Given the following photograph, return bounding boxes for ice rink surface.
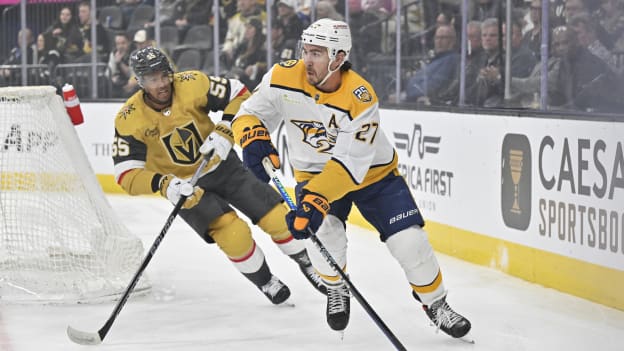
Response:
[1,195,623,351]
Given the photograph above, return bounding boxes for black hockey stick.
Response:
[261,158,407,351]
[67,158,208,345]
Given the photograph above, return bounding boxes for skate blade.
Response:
[457,332,475,344]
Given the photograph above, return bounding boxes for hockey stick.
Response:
[261,158,407,351]
[67,158,209,345]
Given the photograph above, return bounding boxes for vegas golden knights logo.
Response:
[501,134,531,230]
[161,122,202,164]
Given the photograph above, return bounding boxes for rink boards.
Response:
[74,103,624,311]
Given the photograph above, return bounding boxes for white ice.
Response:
[1,194,623,351]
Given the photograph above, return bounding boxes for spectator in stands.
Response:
[315,0,344,20]
[569,13,621,74]
[597,0,624,51]
[107,32,135,98]
[117,0,143,28]
[222,0,266,67]
[158,0,211,42]
[523,0,542,59]
[550,25,620,112]
[2,28,36,66]
[565,0,613,48]
[1,28,36,83]
[404,24,460,104]
[77,1,110,62]
[476,18,537,107]
[133,29,154,50]
[470,0,501,22]
[437,20,487,105]
[469,18,502,106]
[271,20,298,64]
[45,6,84,62]
[34,32,61,89]
[229,17,267,89]
[276,0,306,41]
[348,0,383,70]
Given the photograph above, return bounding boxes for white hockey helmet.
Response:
[300,18,351,62]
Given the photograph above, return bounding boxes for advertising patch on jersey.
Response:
[279,59,298,68]
[117,104,136,120]
[176,71,197,82]
[353,86,372,103]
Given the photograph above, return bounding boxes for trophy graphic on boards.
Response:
[501,133,531,230]
[509,149,524,214]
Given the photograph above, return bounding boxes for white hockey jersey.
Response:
[233,59,398,202]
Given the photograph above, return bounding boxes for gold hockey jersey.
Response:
[232,60,397,203]
[113,71,249,195]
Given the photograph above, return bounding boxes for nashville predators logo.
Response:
[353,86,372,103]
[279,59,298,68]
[176,72,197,82]
[117,104,136,120]
[161,122,202,164]
[291,119,333,153]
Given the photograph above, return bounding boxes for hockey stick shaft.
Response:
[261,159,407,351]
[67,158,208,345]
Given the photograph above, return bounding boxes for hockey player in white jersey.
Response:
[230,19,472,339]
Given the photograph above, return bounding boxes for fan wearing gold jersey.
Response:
[112,47,326,305]
[231,19,472,338]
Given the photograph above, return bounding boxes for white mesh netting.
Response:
[0,86,149,303]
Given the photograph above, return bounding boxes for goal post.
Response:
[0,86,150,303]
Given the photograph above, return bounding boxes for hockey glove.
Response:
[159,175,204,209]
[285,190,329,239]
[199,121,234,173]
[239,123,279,183]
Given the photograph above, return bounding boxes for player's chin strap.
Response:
[315,59,343,88]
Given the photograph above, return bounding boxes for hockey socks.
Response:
[289,250,327,295]
[231,241,291,304]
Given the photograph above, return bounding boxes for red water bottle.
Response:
[62,84,84,125]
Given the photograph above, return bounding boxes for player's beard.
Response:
[147,85,172,106]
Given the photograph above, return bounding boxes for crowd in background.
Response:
[1,0,624,114]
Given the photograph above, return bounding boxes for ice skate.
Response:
[290,251,327,295]
[260,275,291,305]
[422,293,471,339]
[325,280,350,331]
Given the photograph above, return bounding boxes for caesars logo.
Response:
[501,133,532,230]
[161,122,202,164]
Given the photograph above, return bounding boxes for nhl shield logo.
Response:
[353,86,372,103]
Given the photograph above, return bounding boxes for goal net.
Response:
[0,86,149,303]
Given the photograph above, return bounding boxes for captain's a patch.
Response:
[353,86,372,103]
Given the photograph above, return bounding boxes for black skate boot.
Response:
[325,281,350,331]
[290,251,327,295]
[260,275,291,305]
[421,293,471,338]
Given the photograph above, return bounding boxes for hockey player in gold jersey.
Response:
[112,47,326,305]
[231,19,472,339]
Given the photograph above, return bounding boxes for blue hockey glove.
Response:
[239,124,280,182]
[285,190,329,239]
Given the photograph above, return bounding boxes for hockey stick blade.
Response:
[66,326,102,345]
[66,158,208,345]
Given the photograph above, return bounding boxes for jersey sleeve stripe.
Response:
[114,160,146,183]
